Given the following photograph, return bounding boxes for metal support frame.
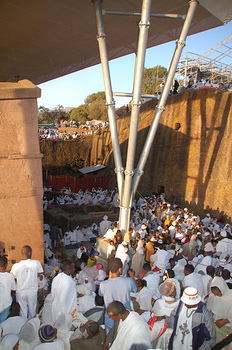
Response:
[114,92,159,99]
[93,0,124,199]
[119,0,152,233]
[93,0,198,234]
[102,10,186,20]
[131,0,198,202]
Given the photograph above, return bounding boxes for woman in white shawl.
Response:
[130,248,145,278]
[54,313,72,350]
[134,279,153,315]
[207,276,232,342]
[172,258,186,282]
[18,317,41,350]
[188,233,198,256]
[149,279,181,349]
[0,316,26,336]
[0,334,19,350]
[33,340,65,349]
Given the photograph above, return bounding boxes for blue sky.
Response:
[38,21,232,110]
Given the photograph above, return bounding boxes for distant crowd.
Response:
[39,121,108,140]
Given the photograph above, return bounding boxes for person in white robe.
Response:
[149,279,180,349]
[201,213,211,228]
[77,285,96,314]
[131,248,145,278]
[207,276,232,342]
[201,265,215,302]
[41,294,54,325]
[172,258,187,282]
[0,334,19,350]
[165,287,216,350]
[51,261,77,323]
[74,227,85,244]
[106,301,151,350]
[115,242,130,276]
[150,249,169,271]
[194,254,217,275]
[33,340,65,350]
[216,230,232,258]
[54,313,72,350]
[0,315,27,336]
[10,246,43,320]
[18,317,41,350]
[135,281,153,314]
[182,264,204,298]
[99,216,111,236]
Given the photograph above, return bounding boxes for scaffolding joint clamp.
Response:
[176,39,186,47]
[131,100,142,108]
[124,170,134,176]
[135,168,144,176]
[114,167,124,174]
[155,105,165,112]
[106,101,115,107]
[139,20,150,29]
[97,34,106,40]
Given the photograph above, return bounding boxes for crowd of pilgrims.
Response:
[1,188,232,350]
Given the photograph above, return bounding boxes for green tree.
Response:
[84,91,107,120]
[142,65,167,95]
[85,91,106,106]
[70,91,108,122]
[38,105,69,124]
[70,104,89,122]
[38,106,51,124]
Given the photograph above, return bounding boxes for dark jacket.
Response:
[166,301,216,350]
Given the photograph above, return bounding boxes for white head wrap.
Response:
[0,334,18,350]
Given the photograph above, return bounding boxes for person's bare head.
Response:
[206,265,215,277]
[222,269,230,281]
[21,245,32,259]
[0,256,8,271]
[63,260,75,275]
[108,258,122,274]
[107,300,127,321]
[143,262,151,272]
[87,322,99,337]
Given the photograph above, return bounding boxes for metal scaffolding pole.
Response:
[119,0,152,234]
[131,0,198,202]
[93,0,124,199]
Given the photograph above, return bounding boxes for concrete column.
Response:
[0,80,44,269]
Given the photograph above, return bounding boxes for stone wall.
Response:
[0,80,44,269]
[41,89,232,221]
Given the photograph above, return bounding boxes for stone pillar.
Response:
[0,80,44,270]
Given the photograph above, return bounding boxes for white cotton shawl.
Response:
[18,317,41,350]
[207,276,232,325]
[110,311,151,350]
[54,313,72,350]
[51,272,77,323]
[172,259,187,282]
[0,316,27,336]
[136,287,153,311]
[33,339,65,350]
[0,334,18,350]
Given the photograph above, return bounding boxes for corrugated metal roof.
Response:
[0,0,230,84]
[78,164,105,174]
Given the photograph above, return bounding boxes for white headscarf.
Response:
[0,316,27,336]
[160,278,181,300]
[33,339,65,349]
[54,313,72,350]
[210,276,229,296]
[18,317,40,350]
[0,334,19,350]
[207,276,232,325]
